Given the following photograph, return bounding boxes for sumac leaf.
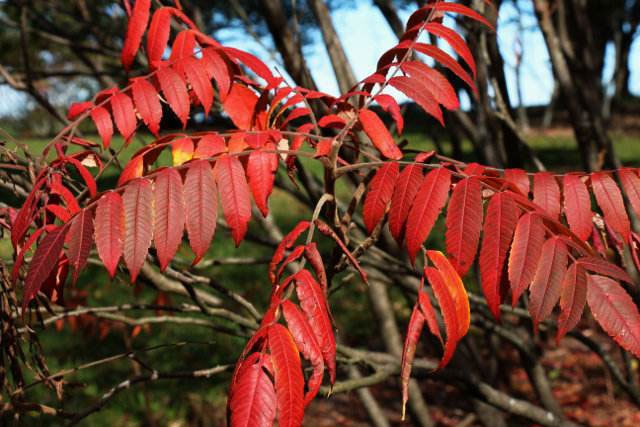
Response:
[67,209,94,283]
[508,212,545,305]
[184,160,217,264]
[216,155,251,246]
[228,356,277,427]
[445,177,483,276]
[389,163,423,243]
[247,149,278,217]
[557,263,587,342]
[591,171,631,241]
[157,65,190,127]
[95,192,124,278]
[153,168,185,270]
[363,161,400,233]
[121,0,151,70]
[562,174,592,241]
[131,78,162,136]
[529,237,568,331]
[123,179,153,282]
[358,108,402,160]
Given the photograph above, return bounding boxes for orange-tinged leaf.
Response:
[268,324,305,427]
[121,0,150,70]
[529,237,568,331]
[533,172,560,219]
[389,163,423,243]
[587,274,640,358]
[146,7,171,67]
[247,149,278,217]
[562,174,592,241]
[228,356,277,427]
[406,168,451,263]
[157,65,190,127]
[424,266,459,369]
[418,290,442,344]
[131,78,162,136]
[153,168,185,271]
[479,192,519,319]
[591,171,631,241]
[363,162,400,233]
[224,83,258,130]
[445,177,482,276]
[216,155,251,246]
[184,160,217,264]
[171,137,194,166]
[67,209,94,283]
[117,154,144,187]
[95,192,124,278]
[557,263,587,342]
[358,108,402,160]
[508,212,545,305]
[123,179,153,282]
[281,300,324,406]
[401,301,425,419]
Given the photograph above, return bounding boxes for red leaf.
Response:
[282,300,324,406]
[23,226,69,309]
[503,168,530,195]
[194,133,226,159]
[123,179,153,282]
[405,168,452,263]
[445,177,483,276]
[111,92,137,142]
[153,168,185,271]
[358,108,402,160]
[412,43,475,92]
[95,192,124,278]
[91,107,113,149]
[424,266,459,369]
[224,47,276,85]
[576,256,633,284]
[557,263,587,342]
[479,192,519,319]
[268,324,305,427]
[146,7,172,67]
[117,154,144,187]
[562,174,593,240]
[269,221,310,284]
[401,301,425,419]
[67,102,92,120]
[424,22,476,78]
[228,356,277,427]
[388,76,443,125]
[618,169,640,220]
[529,237,568,331]
[67,209,94,283]
[533,172,560,219]
[216,155,251,246]
[363,162,400,233]
[587,274,640,358]
[400,62,459,110]
[131,78,162,136]
[247,149,278,217]
[223,83,259,129]
[374,94,404,135]
[591,171,631,241]
[389,163,423,243]
[121,0,151,70]
[183,56,214,115]
[169,30,196,65]
[424,2,494,30]
[295,270,336,384]
[184,160,217,264]
[157,65,190,127]
[65,157,97,198]
[508,212,545,305]
[202,47,232,100]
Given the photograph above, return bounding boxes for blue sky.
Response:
[1,0,639,118]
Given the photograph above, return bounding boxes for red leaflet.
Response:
[424,23,476,78]
[171,136,194,166]
[224,83,259,130]
[117,154,144,187]
[153,168,185,271]
[224,47,276,86]
[304,243,328,294]
[529,237,568,331]
[405,168,452,263]
[247,149,278,217]
[424,266,458,369]
[65,157,97,198]
[228,356,277,427]
[122,179,153,282]
[131,78,162,136]
[110,92,137,142]
[389,163,423,243]
[389,76,443,125]
[90,106,113,148]
[503,168,530,195]
[412,43,475,92]
[363,162,400,233]
[269,221,310,284]
[400,62,459,110]
[479,192,519,319]
[374,94,404,135]
[591,171,631,242]
[169,30,196,66]
[182,56,214,115]
[67,209,94,283]
[216,156,251,246]
[146,7,172,67]
[184,160,217,264]
[276,246,305,282]
[121,0,151,70]
[295,270,336,384]
[194,133,226,159]
[23,226,69,309]
[95,192,124,278]
[67,102,92,120]
[618,169,640,219]
[575,256,633,284]
[587,275,640,358]
[281,300,324,406]
[201,47,232,100]
[445,177,483,276]
[317,114,346,129]
[562,174,592,241]
[418,290,442,343]
[268,324,305,427]
[424,2,494,30]
[508,212,544,305]
[359,108,402,160]
[401,301,425,419]
[157,65,190,127]
[533,172,561,219]
[557,263,587,342]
